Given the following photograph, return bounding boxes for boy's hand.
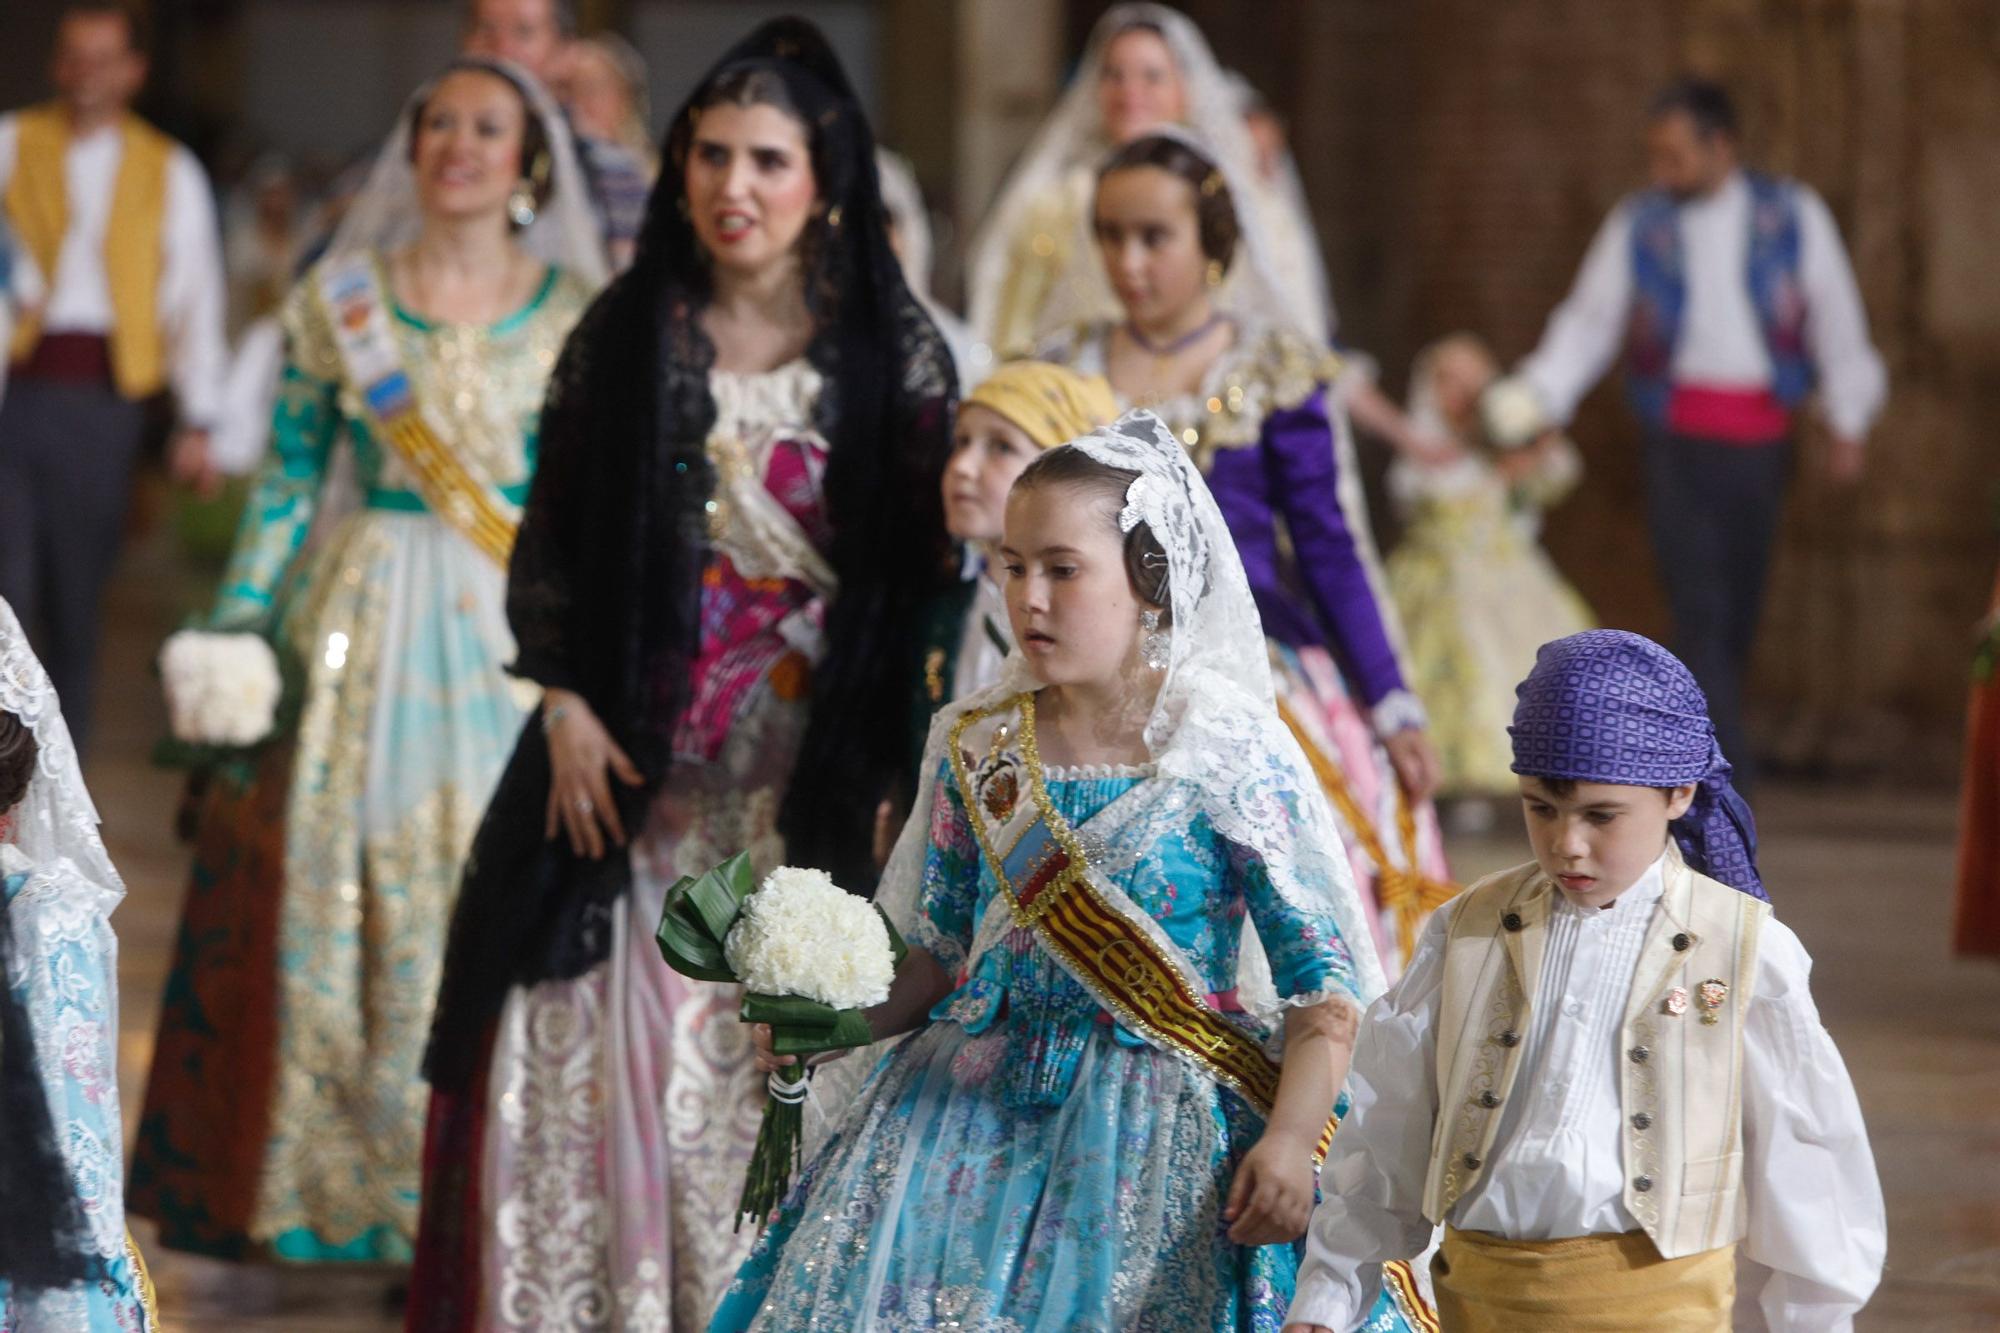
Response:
[1223,1129,1316,1246]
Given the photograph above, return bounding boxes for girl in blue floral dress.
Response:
[711,412,1431,1331]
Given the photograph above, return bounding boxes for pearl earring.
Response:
[507,180,537,229]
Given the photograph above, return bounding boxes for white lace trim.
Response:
[1370,689,1430,738]
[1041,762,1157,781]
[708,358,823,441]
[702,358,835,597]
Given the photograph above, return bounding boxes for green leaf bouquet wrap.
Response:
[655,852,907,1229]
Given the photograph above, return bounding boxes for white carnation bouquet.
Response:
[1478,374,1551,450]
[656,853,907,1228]
[159,630,284,748]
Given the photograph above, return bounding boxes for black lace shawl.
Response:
[0,888,96,1291]
[425,18,956,1090]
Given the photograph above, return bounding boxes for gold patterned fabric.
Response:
[146,254,589,1261]
[962,360,1118,451]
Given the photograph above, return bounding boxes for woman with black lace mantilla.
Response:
[408,19,957,1330]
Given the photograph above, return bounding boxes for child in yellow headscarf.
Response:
[910,360,1117,753]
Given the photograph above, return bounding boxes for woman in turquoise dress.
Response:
[0,597,154,1330]
[712,412,1431,1330]
[127,59,605,1263]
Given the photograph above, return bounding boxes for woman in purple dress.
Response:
[1040,130,1453,970]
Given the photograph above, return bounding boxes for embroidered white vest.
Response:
[1419,854,1768,1258]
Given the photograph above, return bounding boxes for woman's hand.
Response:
[1382,727,1443,803]
[1224,1128,1318,1246]
[1282,1325,1335,1333]
[542,688,644,860]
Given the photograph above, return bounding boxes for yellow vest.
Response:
[5,103,171,399]
[1421,854,1767,1260]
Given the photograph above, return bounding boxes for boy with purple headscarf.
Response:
[1285,631,1883,1333]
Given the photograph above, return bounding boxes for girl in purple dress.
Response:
[1039,130,1454,970]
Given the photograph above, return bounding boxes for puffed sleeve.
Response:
[207,293,338,632]
[1231,838,1362,1012]
[1261,386,1411,713]
[1734,918,1885,1331]
[1291,905,1451,1330]
[913,758,982,974]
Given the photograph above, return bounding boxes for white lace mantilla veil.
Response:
[875,409,1389,1022]
[966,2,1330,351]
[271,59,608,536]
[331,57,609,287]
[0,598,121,903]
[0,595,132,1304]
[1222,67,1336,338]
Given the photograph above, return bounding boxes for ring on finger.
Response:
[575,795,595,815]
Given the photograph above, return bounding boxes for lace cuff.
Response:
[1370,689,1429,737]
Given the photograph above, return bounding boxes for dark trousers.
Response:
[1642,431,1791,790]
[0,376,146,749]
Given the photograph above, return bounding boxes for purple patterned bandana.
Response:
[1510,630,1765,900]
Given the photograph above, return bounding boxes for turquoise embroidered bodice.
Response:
[210,260,589,632]
[914,760,1360,1109]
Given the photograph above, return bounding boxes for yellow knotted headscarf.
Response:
[963,360,1118,451]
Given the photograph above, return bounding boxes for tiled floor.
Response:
[75,522,2000,1330]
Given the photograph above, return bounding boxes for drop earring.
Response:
[507,180,537,228]
[1205,259,1225,288]
[1140,608,1170,671]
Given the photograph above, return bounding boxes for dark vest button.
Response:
[1502,912,1524,932]
[1478,1091,1501,1108]
[1633,1175,1654,1193]
[1497,1030,1521,1048]
[1462,1152,1483,1170]
[1672,932,1692,952]
[1631,1112,1654,1130]
[1629,1045,1651,1064]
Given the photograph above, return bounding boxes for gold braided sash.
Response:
[1278,698,1458,963]
[315,257,520,569]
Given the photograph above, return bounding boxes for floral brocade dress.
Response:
[711,756,1422,1332]
[128,257,591,1262]
[445,360,834,1331]
[1384,449,1592,800]
[1,847,154,1331]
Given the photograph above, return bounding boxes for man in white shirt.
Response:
[1511,79,1885,786]
[0,1,226,747]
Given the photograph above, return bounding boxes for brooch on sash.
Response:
[972,723,1021,822]
[1697,979,1729,1026]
